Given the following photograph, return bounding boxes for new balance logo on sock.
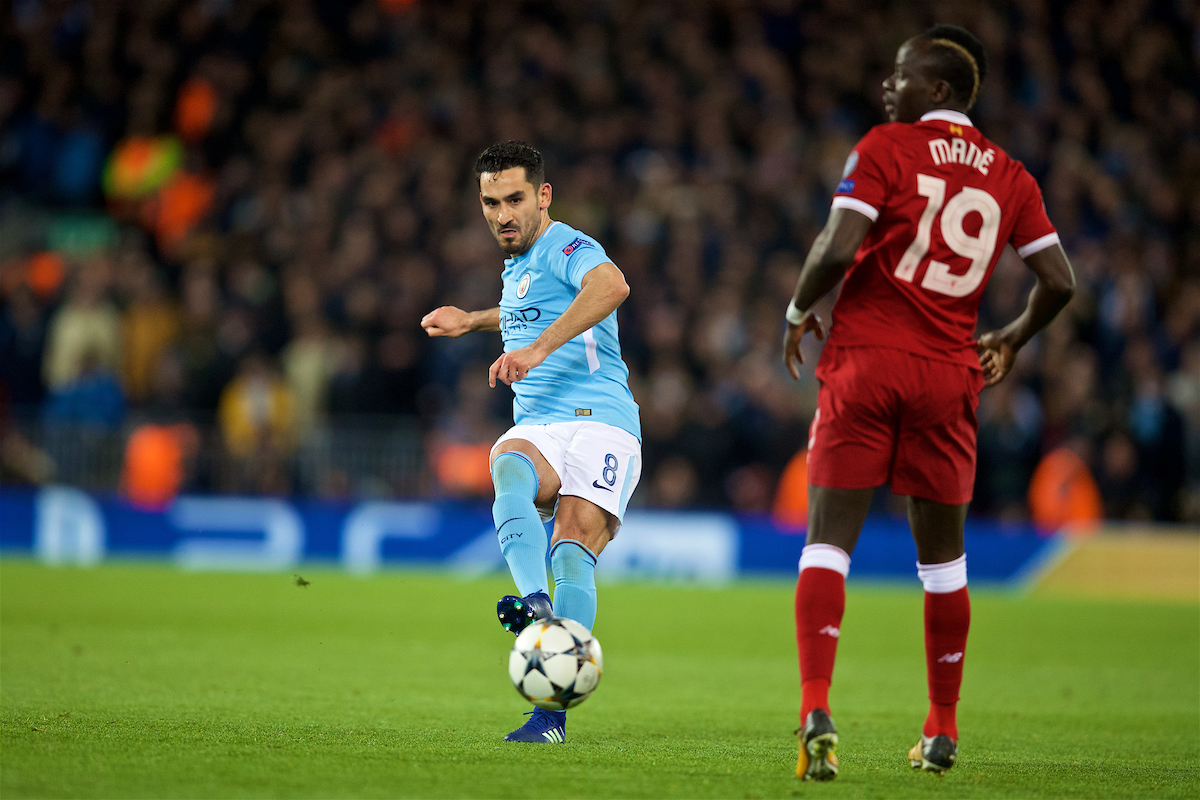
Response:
[818,625,840,638]
[937,652,963,663]
[542,729,564,743]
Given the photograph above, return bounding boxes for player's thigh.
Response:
[808,346,898,491]
[891,361,983,507]
[491,427,564,508]
[556,422,642,547]
[807,485,874,555]
[907,496,968,563]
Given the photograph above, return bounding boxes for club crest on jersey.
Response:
[562,237,594,257]
[516,272,532,299]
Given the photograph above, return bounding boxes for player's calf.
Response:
[550,539,598,631]
[919,556,970,741]
[492,451,551,599]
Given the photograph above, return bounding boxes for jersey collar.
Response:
[919,109,974,127]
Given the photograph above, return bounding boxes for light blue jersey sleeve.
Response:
[551,234,611,290]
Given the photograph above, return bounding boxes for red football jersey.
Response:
[827,109,1059,370]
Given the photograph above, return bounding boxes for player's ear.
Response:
[929,78,953,107]
[539,182,552,210]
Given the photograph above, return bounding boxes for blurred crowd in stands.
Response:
[0,0,1197,523]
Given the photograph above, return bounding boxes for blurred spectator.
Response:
[326,335,380,416]
[121,258,180,404]
[1121,337,1186,519]
[102,134,183,201]
[144,166,216,252]
[772,449,809,528]
[645,455,700,509]
[44,348,126,430]
[1167,341,1200,520]
[42,259,121,391]
[174,76,218,145]
[0,423,55,485]
[0,385,54,484]
[1028,444,1103,534]
[427,360,507,497]
[1095,431,1144,520]
[432,441,493,497]
[121,422,196,510]
[0,286,49,406]
[976,378,1043,520]
[25,252,65,300]
[217,351,295,459]
[281,315,338,440]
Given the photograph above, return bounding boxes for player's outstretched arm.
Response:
[783,208,874,380]
[976,244,1075,387]
[421,306,501,337]
[489,262,629,387]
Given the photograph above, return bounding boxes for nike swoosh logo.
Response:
[591,481,613,492]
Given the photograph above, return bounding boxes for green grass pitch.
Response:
[1,559,1196,799]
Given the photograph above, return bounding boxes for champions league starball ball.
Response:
[508,618,603,710]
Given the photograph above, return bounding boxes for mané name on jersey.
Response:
[829,109,1060,370]
[499,221,641,440]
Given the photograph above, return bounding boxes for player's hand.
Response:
[421,306,472,338]
[490,345,547,387]
[976,330,1017,387]
[783,311,826,380]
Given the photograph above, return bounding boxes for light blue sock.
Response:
[550,539,598,631]
[491,452,549,597]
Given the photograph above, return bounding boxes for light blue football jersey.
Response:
[498,221,641,440]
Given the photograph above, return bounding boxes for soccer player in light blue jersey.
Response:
[421,141,641,744]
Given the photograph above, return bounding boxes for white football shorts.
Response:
[491,421,642,526]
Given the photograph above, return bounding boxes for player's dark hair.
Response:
[922,24,988,110]
[475,141,546,187]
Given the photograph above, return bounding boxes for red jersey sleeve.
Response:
[1008,166,1060,258]
[830,126,897,222]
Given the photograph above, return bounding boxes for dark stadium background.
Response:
[0,0,1196,525]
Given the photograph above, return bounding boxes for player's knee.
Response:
[917,554,968,593]
[491,451,539,501]
[553,500,615,550]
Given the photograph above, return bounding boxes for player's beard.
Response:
[494,219,534,255]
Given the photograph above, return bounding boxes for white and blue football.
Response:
[508,617,603,710]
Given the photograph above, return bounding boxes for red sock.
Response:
[923,586,970,739]
[796,567,846,722]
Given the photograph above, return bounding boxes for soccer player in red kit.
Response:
[782,25,1075,780]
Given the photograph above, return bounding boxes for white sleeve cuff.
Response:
[1016,232,1060,258]
[830,196,880,222]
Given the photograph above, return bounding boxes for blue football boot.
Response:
[496,591,554,635]
[505,708,567,743]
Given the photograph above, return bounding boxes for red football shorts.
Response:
[807,344,985,505]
